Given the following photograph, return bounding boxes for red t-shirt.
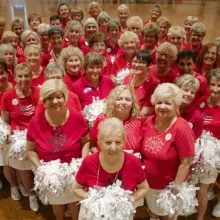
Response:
[149,65,179,84]
[27,110,88,163]
[64,71,84,90]
[183,43,203,59]
[140,46,157,65]
[123,74,158,109]
[31,68,45,88]
[35,90,81,115]
[102,55,112,77]
[78,37,91,55]
[1,87,40,131]
[16,45,24,60]
[106,39,120,57]
[90,113,144,153]
[196,96,220,139]
[70,75,114,109]
[141,116,195,189]
[76,152,146,192]
[41,50,59,67]
[180,105,203,140]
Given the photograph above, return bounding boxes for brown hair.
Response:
[28,12,41,24]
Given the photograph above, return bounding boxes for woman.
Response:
[58,46,84,90]
[0,44,17,85]
[97,11,111,36]
[28,12,41,32]
[195,43,218,76]
[70,7,84,25]
[57,3,71,30]
[73,117,148,219]
[11,17,24,47]
[89,85,143,153]
[111,31,139,77]
[24,44,45,87]
[141,83,195,220]
[176,74,203,139]
[88,2,102,21]
[184,16,199,44]
[0,16,5,44]
[117,4,129,33]
[123,50,158,117]
[141,22,159,64]
[156,17,171,46]
[149,42,179,84]
[37,23,51,54]
[195,69,220,220]
[1,63,39,211]
[27,79,88,220]
[71,52,114,109]
[144,4,162,25]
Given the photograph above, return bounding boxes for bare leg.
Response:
[19,170,35,196]
[150,210,160,219]
[69,202,80,220]
[3,165,17,187]
[52,205,65,220]
[197,183,209,220]
[16,170,22,185]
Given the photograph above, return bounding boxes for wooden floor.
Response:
[0,0,220,219]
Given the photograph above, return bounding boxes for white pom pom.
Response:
[115,68,131,85]
[0,117,10,145]
[8,129,27,160]
[80,180,135,220]
[82,97,106,128]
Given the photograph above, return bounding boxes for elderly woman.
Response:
[89,32,112,77]
[97,11,111,36]
[28,12,41,32]
[57,3,71,30]
[141,83,195,220]
[176,74,203,139]
[24,44,45,87]
[71,52,114,109]
[141,23,159,64]
[195,69,220,220]
[1,63,39,211]
[111,31,139,76]
[27,79,88,220]
[0,44,17,85]
[11,17,24,45]
[89,85,143,153]
[156,17,171,46]
[73,117,148,219]
[117,4,129,32]
[149,42,179,84]
[58,46,84,89]
[88,2,102,21]
[184,16,199,44]
[195,43,218,76]
[35,62,81,115]
[123,50,158,117]
[37,23,51,54]
[70,7,84,24]
[144,4,162,25]
[183,22,206,59]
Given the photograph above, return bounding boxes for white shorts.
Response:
[0,144,9,166]
[146,188,168,216]
[199,168,218,185]
[8,158,31,170]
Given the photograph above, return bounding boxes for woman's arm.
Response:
[27,140,41,169]
[81,134,90,158]
[133,179,149,202]
[72,179,88,200]
[1,110,10,124]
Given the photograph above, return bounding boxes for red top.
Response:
[41,50,59,67]
[149,65,179,84]
[27,110,88,163]
[180,105,203,140]
[16,45,24,59]
[31,68,45,87]
[183,43,203,59]
[123,74,158,109]
[78,37,91,55]
[106,39,120,57]
[70,75,114,109]
[64,71,84,90]
[141,116,195,189]
[140,46,157,65]
[102,55,112,77]
[1,87,40,131]
[196,96,220,139]
[76,152,146,192]
[194,72,209,100]
[35,90,81,115]
[90,113,144,153]
[8,70,16,86]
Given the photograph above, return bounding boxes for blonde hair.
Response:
[184,16,199,24]
[65,20,83,36]
[88,2,102,15]
[156,17,171,29]
[105,85,139,118]
[21,30,39,46]
[149,4,162,16]
[24,44,42,57]
[14,63,32,76]
[44,62,65,79]
[97,12,111,26]
[117,4,129,13]
[157,42,178,60]
[118,31,139,48]
[142,23,159,42]
[0,44,17,66]
[37,23,50,35]
[1,31,18,43]
[11,17,24,30]
[40,79,68,104]
[190,22,206,37]
[168,26,186,39]
[151,83,182,106]
[126,16,143,30]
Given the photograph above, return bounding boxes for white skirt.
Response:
[8,158,32,170]
[0,144,9,166]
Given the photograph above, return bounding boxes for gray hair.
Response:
[65,20,83,36]
[126,16,143,29]
[21,30,39,46]
[190,22,206,37]
[0,44,17,66]
[118,31,139,48]
[37,23,50,35]
[44,62,65,79]
[97,12,111,26]
[157,42,178,60]
[168,26,186,39]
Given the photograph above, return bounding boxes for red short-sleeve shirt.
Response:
[90,113,144,153]
[64,71,84,90]
[1,87,40,131]
[27,110,88,163]
[31,68,46,87]
[141,116,195,189]
[76,152,146,192]
[106,39,120,57]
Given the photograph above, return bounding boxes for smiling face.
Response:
[178,57,195,75]
[39,33,49,45]
[90,5,100,18]
[180,86,196,106]
[85,23,97,39]
[65,56,82,75]
[132,56,148,75]
[108,27,120,40]
[209,77,220,99]
[118,9,129,23]
[25,34,38,47]
[150,7,160,20]
[169,32,184,52]
[25,47,41,67]
[202,46,217,66]
[2,50,13,67]
[15,68,32,90]
[158,22,168,38]
[7,37,18,49]
[85,64,102,83]
[59,5,70,19]
[156,49,174,70]
[50,33,63,49]
[184,21,194,34]
[91,41,106,56]
[67,26,81,44]
[12,24,24,38]
[30,18,40,32]
[143,32,157,48]
[122,39,137,55]
[44,91,66,111]
[190,31,203,47]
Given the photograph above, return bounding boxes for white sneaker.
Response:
[0,179,3,189]
[11,187,21,200]
[208,191,215,200]
[29,195,39,212]
[18,184,29,197]
[212,199,220,217]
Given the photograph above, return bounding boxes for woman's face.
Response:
[155,97,177,119]
[15,68,32,90]
[0,67,8,85]
[85,24,97,38]
[72,13,83,22]
[209,77,220,99]
[90,5,100,18]
[114,89,133,117]
[118,10,129,23]
[25,48,41,67]
[150,7,160,20]
[2,50,13,67]
[202,46,217,66]
[108,27,120,40]
[30,18,40,31]
[122,39,137,55]
[158,22,168,38]
[92,41,106,56]
[156,49,174,69]
[39,33,49,45]
[44,91,66,111]
[190,31,203,47]
[100,19,108,32]
[65,56,82,75]
[129,24,141,36]
[50,33,63,49]
[25,34,38,46]
[59,5,70,19]
[47,71,63,80]
[68,27,81,43]
[180,86,196,105]
[178,57,195,75]
[169,32,184,52]
[12,24,24,38]
[132,56,148,75]
[8,37,18,49]
[143,32,157,48]
[85,64,102,82]
[184,21,194,34]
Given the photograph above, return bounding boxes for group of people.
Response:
[0,1,219,220]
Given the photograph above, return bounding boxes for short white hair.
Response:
[157,42,178,60]
[168,26,186,39]
[118,31,139,48]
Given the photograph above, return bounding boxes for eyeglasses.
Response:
[157,51,173,60]
[93,43,106,48]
